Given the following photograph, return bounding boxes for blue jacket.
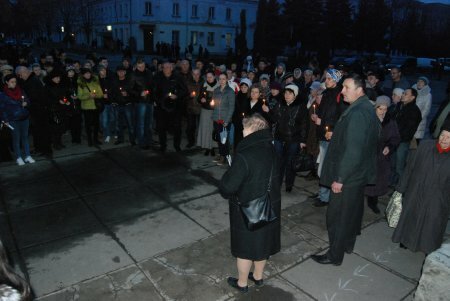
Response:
[0,92,30,123]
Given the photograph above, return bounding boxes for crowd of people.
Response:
[0,45,449,296]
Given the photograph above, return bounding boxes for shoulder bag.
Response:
[386,191,402,228]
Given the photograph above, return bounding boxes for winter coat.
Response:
[77,76,104,110]
[232,91,250,127]
[392,101,422,142]
[110,76,137,106]
[99,76,114,105]
[219,129,281,260]
[0,92,30,122]
[186,78,203,115]
[153,71,188,112]
[316,85,345,141]
[21,73,50,113]
[392,140,450,254]
[62,76,81,113]
[247,99,270,122]
[365,116,401,197]
[320,95,380,188]
[270,97,308,144]
[412,84,432,139]
[211,85,235,124]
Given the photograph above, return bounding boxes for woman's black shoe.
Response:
[210,149,215,156]
[248,272,264,287]
[227,277,248,293]
[400,243,407,249]
[204,150,210,156]
[286,187,292,192]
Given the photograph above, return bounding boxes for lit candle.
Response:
[105,89,108,93]
[313,104,316,115]
[168,92,172,97]
[145,90,150,95]
[242,113,245,118]
[93,90,96,93]
[210,99,215,106]
[119,87,122,91]
[63,97,68,103]
[263,98,266,105]
[325,126,329,133]
[192,91,196,97]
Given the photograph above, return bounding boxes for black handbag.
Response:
[292,149,315,172]
[237,162,277,231]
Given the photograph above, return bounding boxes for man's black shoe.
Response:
[311,254,342,266]
[312,198,328,207]
[227,277,248,293]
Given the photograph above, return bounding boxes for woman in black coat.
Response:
[364,96,401,213]
[219,113,281,293]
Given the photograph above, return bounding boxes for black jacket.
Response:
[99,76,114,105]
[132,69,154,103]
[154,71,188,112]
[219,129,281,260]
[21,73,50,112]
[271,97,308,143]
[316,85,347,141]
[110,76,137,106]
[392,101,422,142]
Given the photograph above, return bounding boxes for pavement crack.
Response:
[154,257,219,283]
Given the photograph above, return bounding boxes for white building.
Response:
[89,0,258,55]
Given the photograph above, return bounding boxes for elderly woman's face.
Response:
[376,105,388,120]
[439,130,450,149]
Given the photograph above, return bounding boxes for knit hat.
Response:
[392,88,404,97]
[240,78,252,88]
[442,120,450,133]
[282,72,294,81]
[270,81,282,91]
[80,67,92,75]
[294,68,302,77]
[277,62,286,70]
[259,73,270,81]
[375,95,391,107]
[326,68,343,82]
[418,76,429,86]
[284,84,299,97]
[116,65,127,72]
[66,65,75,72]
[48,69,62,79]
[310,81,322,91]
[0,65,14,73]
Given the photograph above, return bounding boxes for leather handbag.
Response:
[292,149,315,172]
[386,191,402,228]
[238,162,277,231]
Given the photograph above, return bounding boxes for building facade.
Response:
[89,0,258,55]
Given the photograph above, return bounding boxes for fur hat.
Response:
[375,95,391,107]
[284,84,299,97]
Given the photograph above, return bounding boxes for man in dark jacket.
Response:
[382,67,410,96]
[154,60,188,152]
[16,66,53,156]
[133,59,155,149]
[110,66,137,145]
[391,88,422,185]
[312,74,380,265]
[311,69,347,207]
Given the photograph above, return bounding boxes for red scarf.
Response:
[436,142,450,154]
[3,85,23,101]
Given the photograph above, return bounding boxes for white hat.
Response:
[284,84,299,97]
[240,78,252,88]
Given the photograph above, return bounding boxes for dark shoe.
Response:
[311,253,342,266]
[204,149,210,156]
[345,247,354,254]
[312,199,329,207]
[400,243,407,249]
[210,149,215,156]
[248,272,264,287]
[140,145,150,150]
[130,140,136,146]
[186,142,195,148]
[308,194,319,200]
[227,277,248,293]
[114,141,123,145]
[286,186,292,192]
[159,146,166,153]
[175,146,181,152]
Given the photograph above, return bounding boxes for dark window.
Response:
[226,8,231,20]
[145,2,152,15]
[192,5,198,17]
[173,3,180,17]
[207,32,214,46]
[208,7,215,19]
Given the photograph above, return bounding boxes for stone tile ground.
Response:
[0,140,440,301]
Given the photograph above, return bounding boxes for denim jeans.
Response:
[274,140,299,189]
[135,102,154,147]
[10,119,31,159]
[101,104,115,138]
[115,104,135,142]
[318,140,330,202]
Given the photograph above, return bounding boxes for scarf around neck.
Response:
[3,85,23,101]
[436,142,450,154]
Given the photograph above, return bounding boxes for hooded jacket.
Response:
[412,84,432,139]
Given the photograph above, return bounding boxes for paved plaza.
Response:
[1,137,445,301]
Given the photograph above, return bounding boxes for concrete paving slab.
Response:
[10,198,101,249]
[281,188,309,210]
[0,213,16,251]
[0,160,58,185]
[112,207,210,261]
[179,193,230,234]
[354,221,425,280]
[147,172,218,204]
[22,231,133,297]
[200,165,227,181]
[65,166,138,196]
[234,275,314,301]
[54,153,112,174]
[185,151,220,169]
[139,231,234,301]
[84,184,169,225]
[2,174,78,212]
[281,254,415,301]
[282,201,329,241]
[36,264,163,301]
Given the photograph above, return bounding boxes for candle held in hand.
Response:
[210,99,215,106]
[313,104,316,115]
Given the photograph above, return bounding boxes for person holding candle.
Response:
[98,65,115,144]
[77,68,104,146]
[63,65,82,144]
[185,68,203,148]
[212,73,235,165]
[262,83,308,192]
[232,78,252,149]
[46,69,70,150]
[0,74,35,165]
[197,70,218,156]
